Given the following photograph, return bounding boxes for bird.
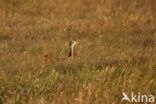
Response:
[43,40,78,64]
[68,40,78,58]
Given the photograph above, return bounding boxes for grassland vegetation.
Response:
[0,0,156,103]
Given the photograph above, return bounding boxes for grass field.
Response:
[0,0,156,104]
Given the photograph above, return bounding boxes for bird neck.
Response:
[69,45,74,57]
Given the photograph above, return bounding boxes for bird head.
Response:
[69,40,78,47]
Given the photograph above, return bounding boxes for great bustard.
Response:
[43,40,78,64]
[68,40,78,57]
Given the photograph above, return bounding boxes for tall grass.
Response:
[0,0,156,103]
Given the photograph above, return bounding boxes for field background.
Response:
[0,0,156,104]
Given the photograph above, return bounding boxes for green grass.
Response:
[0,0,156,103]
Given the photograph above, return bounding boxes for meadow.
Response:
[0,0,156,103]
